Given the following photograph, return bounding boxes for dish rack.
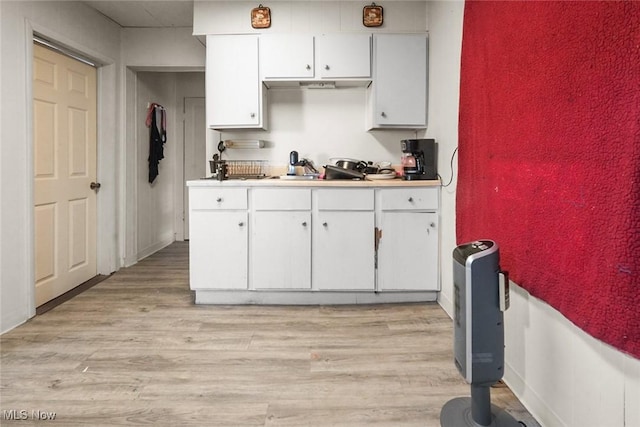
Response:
[225,160,270,179]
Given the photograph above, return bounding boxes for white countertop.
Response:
[187,177,441,188]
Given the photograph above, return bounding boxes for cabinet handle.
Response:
[430,222,436,228]
[216,197,223,202]
[380,111,387,118]
[302,221,307,227]
[408,197,414,202]
[238,222,244,227]
[324,65,330,70]
[306,64,311,70]
[250,112,256,118]
[322,222,328,227]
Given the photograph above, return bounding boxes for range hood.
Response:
[262,80,372,89]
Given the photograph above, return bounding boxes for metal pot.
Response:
[332,158,368,171]
[323,164,365,180]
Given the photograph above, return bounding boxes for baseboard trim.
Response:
[504,362,566,427]
[36,274,111,315]
[194,289,438,305]
[136,238,174,262]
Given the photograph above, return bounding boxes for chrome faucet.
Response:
[288,151,318,176]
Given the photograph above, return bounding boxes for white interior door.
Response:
[183,97,207,239]
[33,43,97,306]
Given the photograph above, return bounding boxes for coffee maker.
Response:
[401,139,438,180]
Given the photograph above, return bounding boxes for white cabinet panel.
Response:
[378,188,438,211]
[189,210,248,290]
[377,212,438,291]
[313,211,375,290]
[316,34,371,79]
[206,35,265,129]
[251,211,311,289]
[316,189,374,211]
[187,184,441,301]
[367,34,428,129]
[253,188,311,211]
[260,34,314,79]
[190,188,248,210]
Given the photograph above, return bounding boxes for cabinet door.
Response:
[189,210,248,290]
[316,34,371,79]
[369,34,427,128]
[313,211,375,290]
[260,34,314,79]
[252,211,311,289]
[377,212,438,291]
[206,35,262,128]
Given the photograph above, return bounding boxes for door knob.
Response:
[90,182,101,190]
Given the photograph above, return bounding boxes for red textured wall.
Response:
[457,1,640,357]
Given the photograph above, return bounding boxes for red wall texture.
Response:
[457,1,640,357]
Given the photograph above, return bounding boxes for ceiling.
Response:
[83,1,194,28]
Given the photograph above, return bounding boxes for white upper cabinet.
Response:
[259,33,371,82]
[367,34,428,129]
[206,34,266,129]
[316,34,371,79]
[260,34,315,79]
[204,32,427,130]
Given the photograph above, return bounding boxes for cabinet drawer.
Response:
[316,189,374,211]
[190,188,248,210]
[253,188,311,210]
[379,188,438,211]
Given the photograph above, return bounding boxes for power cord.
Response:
[440,146,458,187]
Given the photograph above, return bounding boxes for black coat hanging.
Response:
[146,103,166,183]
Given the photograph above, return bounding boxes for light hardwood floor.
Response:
[1,242,539,426]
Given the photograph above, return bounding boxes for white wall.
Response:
[426,2,640,427]
[426,1,462,318]
[194,1,429,174]
[0,1,121,333]
[506,284,640,427]
[122,27,205,71]
[135,73,179,260]
[193,1,428,35]
[133,72,205,262]
[120,28,205,265]
[210,88,423,171]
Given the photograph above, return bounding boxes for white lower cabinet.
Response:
[377,211,439,291]
[312,189,375,290]
[189,210,248,290]
[188,183,439,301]
[251,210,311,289]
[377,187,439,291]
[251,188,312,290]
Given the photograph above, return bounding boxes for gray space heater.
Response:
[440,240,520,427]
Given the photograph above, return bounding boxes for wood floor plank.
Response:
[0,242,540,426]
